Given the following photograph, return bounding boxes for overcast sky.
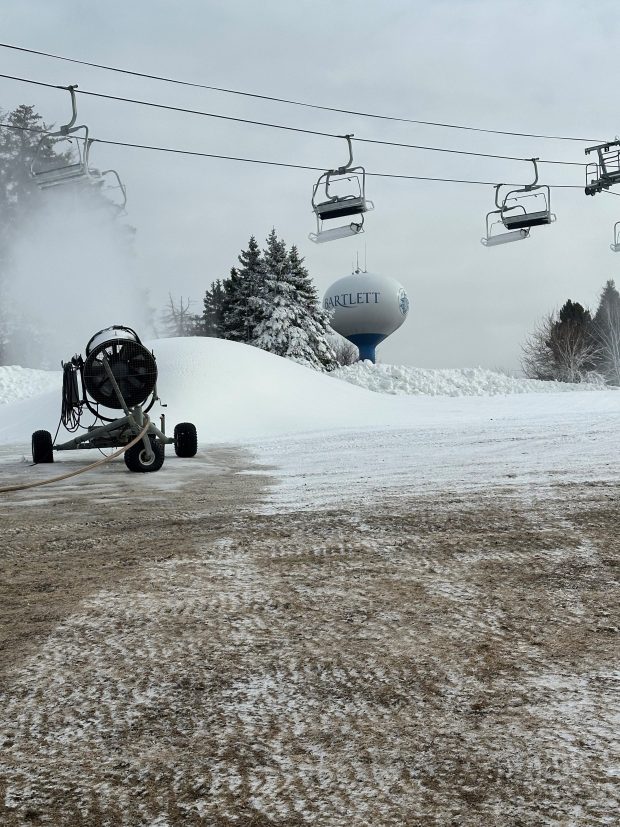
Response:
[2,0,620,370]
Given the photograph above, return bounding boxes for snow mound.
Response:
[0,338,616,446]
[0,338,401,444]
[331,362,608,396]
[0,365,62,406]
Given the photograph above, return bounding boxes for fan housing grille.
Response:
[83,338,157,409]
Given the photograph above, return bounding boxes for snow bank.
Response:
[0,338,404,444]
[331,362,608,396]
[0,338,617,446]
[0,365,62,406]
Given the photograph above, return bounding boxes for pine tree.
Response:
[200,279,225,337]
[592,279,620,384]
[288,244,337,370]
[220,236,266,341]
[253,230,337,370]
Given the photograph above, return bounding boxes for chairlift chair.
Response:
[610,221,620,252]
[585,140,620,195]
[482,161,555,246]
[309,134,374,243]
[481,205,530,247]
[499,159,554,230]
[30,85,101,190]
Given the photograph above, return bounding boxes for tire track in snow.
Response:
[1,475,619,825]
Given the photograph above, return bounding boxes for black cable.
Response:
[0,41,603,144]
[0,120,586,188]
[354,136,586,167]
[60,359,84,432]
[0,72,588,168]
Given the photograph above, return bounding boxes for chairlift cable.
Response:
[0,71,588,168]
[0,41,602,144]
[0,120,585,189]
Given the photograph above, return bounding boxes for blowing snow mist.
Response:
[2,186,153,369]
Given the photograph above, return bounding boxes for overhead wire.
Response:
[0,71,588,168]
[0,40,603,144]
[0,120,586,189]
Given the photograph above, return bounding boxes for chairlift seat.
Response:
[481,227,529,247]
[315,196,367,221]
[503,210,551,230]
[309,222,364,244]
[32,162,92,189]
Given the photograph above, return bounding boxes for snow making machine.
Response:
[31,326,197,473]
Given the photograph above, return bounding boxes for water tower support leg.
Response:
[356,342,376,363]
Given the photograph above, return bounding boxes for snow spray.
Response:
[1,186,153,368]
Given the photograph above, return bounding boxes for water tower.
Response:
[324,270,409,362]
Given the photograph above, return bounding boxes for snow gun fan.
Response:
[31,326,198,473]
[83,328,157,409]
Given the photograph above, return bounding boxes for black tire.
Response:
[124,435,165,473]
[32,430,54,464]
[174,422,198,458]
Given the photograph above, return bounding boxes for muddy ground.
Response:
[0,448,618,825]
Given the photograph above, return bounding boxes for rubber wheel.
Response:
[32,430,54,464]
[124,435,165,473]
[174,422,198,458]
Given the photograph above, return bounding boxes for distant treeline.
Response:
[522,279,620,384]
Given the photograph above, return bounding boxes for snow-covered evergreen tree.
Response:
[288,245,337,370]
[200,278,225,337]
[253,230,337,370]
[221,237,266,342]
[592,279,620,384]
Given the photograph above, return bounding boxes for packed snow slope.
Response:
[0,337,616,446]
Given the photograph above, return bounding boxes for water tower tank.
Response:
[323,271,409,362]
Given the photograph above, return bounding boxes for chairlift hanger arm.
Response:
[329,134,354,175]
[525,158,539,190]
[59,84,79,134]
[101,169,128,209]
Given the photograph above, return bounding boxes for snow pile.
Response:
[331,361,608,396]
[0,337,402,444]
[0,338,617,447]
[0,365,62,406]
